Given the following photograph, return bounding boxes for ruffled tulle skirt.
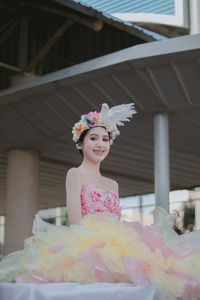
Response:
[0,208,200,300]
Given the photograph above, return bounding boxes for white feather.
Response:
[100,103,136,133]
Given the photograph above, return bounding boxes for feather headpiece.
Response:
[72,103,136,143]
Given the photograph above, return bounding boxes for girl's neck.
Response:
[79,160,101,175]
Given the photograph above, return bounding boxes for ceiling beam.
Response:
[0,62,21,72]
[19,1,103,32]
[24,19,74,73]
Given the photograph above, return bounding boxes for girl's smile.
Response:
[93,149,106,156]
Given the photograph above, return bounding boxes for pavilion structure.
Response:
[0,0,200,255]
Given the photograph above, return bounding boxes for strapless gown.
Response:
[0,185,200,300]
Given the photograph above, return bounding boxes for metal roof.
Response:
[76,0,175,15]
[55,0,166,40]
[0,33,200,214]
[76,0,188,39]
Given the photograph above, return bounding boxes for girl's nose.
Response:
[96,140,103,147]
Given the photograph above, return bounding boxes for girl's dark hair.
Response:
[76,127,112,155]
[76,129,90,155]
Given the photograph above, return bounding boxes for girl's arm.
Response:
[66,168,82,225]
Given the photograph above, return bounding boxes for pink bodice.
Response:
[81,185,121,218]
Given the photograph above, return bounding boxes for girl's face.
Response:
[80,127,111,163]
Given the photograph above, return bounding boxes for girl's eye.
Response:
[90,137,109,141]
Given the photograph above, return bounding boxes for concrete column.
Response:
[189,0,200,34]
[154,113,170,212]
[4,149,39,255]
[189,0,200,230]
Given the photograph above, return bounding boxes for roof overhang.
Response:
[0,33,200,212]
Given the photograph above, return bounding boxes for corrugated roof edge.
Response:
[52,0,167,41]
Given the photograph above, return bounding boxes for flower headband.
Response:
[72,103,136,143]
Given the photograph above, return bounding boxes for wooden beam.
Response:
[0,62,21,72]
[24,19,74,73]
[19,1,103,32]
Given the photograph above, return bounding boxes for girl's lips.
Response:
[93,150,105,155]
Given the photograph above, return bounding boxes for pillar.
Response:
[189,0,200,34]
[154,113,170,212]
[4,149,39,254]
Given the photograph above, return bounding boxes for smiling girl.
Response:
[65,103,135,225]
[66,126,118,225]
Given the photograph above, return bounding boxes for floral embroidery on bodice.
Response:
[81,185,121,218]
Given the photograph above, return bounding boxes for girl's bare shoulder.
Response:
[104,177,119,192]
[66,167,82,180]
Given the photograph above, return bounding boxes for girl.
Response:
[66,102,135,224]
[66,125,119,225]
[0,103,200,300]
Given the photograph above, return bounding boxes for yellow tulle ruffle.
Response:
[0,208,200,300]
